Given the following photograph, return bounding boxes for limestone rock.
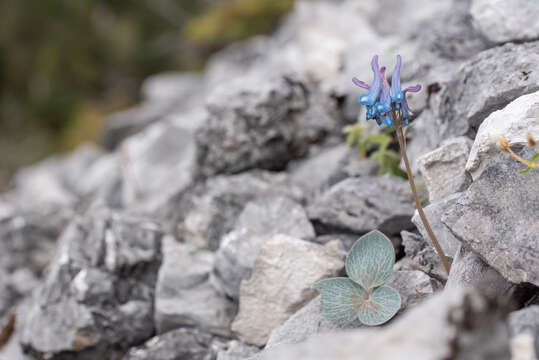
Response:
[308,176,415,236]
[216,341,259,360]
[466,90,539,180]
[121,121,198,212]
[196,71,338,177]
[417,137,473,202]
[231,235,344,346]
[123,328,217,360]
[177,171,305,250]
[400,231,447,282]
[442,148,539,286]
[412,193,463,257]
[249,288,510,360]
[265,296,360,350]
[445,245,513,298]
[508,306,539,359]
[471,0,539,43]
[20,209,163,360]
[155,237,235,337]
[212,196,315,299]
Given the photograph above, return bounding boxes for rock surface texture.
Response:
[442,147,539,286]
[19,209,163,360]
[231,234,344,346]
[1,0,539,358]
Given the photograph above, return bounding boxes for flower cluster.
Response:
[353,55,421,127]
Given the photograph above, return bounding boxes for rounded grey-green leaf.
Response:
[345,230,395,291]
[312,277,367,325]
[357,285,401,326]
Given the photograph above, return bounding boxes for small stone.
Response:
[471,0,539,43]
[213,196,315,299]
[416,137,473,202]
[308,176,415,236]
[216,340,259,360]
[386,269,439,310]
[231,234,344,346]
[400,231,447,282]
[123,328,216,360]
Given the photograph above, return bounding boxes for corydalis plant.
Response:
[353,55,451,275]
[313,230,401,326]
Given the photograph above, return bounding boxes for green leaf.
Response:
[312,278,367,325]
[530,152,539,163]
[519,166,532,174]
[357,285,401,326]
[345,230,395,291]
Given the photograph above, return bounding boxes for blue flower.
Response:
[353,55,421,127]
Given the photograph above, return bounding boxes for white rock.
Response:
[231,235,344,346]
[417,137,473,202]
[466,90,539,180]
[471,0,539,43]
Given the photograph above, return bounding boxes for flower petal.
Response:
[403,84,421,94]
[352,77,370,89]
[391,55,404,103]
[359,55,382,106]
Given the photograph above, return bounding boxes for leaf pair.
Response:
[313,230,401,326]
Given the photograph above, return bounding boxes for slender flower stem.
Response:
[395,124,451,275]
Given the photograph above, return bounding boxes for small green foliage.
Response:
[343,124,407,179]
[518,152,539,174]
[313,230,401,326]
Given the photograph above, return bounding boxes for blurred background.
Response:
[0,0,295,189]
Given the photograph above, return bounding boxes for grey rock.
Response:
[412,193,463,257]
[249,288,510,360]
[406,41,539,171]
[196,71,338,177]
[442,147,539,286]
[508,306,539,359]
[289,144,350,195]
[471,0,539,43]
[216,341,259,360]
[20,208,163,360]
[123,328,217,360]
[400,230,448,282]
[0,198,72,276]
[439,41,539,136]
[231,235,344,346]
[466,90,539,180]
[205,36,270,88]
[386,269,439,310]
[155,236,235,336]
[417,137,473,202]
[308,176,415,236]
[177,171,305,250]
[212,196,315,299]
[121,121,198,213]
[265,296,360,350]
[445,245,513,298]
[13,144,103,207]
[266,269,437,351]
[102,73,204,149]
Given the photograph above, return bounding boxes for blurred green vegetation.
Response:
[0,0,295,188]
